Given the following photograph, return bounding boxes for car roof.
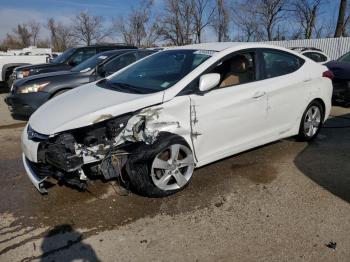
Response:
[97,49,156,58]
[174,42,288,52]
[76,44,137,49]
[98,49,139,56]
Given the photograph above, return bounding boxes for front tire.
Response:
[297,101,324,141]
[125,133,195,197]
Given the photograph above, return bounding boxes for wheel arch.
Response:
[2,63,31,81]
[50,87,72,98]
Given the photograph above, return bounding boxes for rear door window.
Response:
[103,52,138,75]
[68,49,96,66]
[262,50,304,79]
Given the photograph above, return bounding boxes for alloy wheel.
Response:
[304,105,321,138]
[151,144,195,191]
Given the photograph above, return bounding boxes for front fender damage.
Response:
[119,107,181,145]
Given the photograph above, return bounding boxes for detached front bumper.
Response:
[22,154,48,194]
[21,125,48,194]
[4,91,51,120]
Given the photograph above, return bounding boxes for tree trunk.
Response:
[335,0,347,37]
[306,7,317,39]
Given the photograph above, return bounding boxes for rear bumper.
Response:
[4,92,51,120]
[22,154,48,194]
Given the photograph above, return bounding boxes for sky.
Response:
[0,0,152,40]
[0,0,343,42]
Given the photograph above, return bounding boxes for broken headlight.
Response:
[27,125,49,141]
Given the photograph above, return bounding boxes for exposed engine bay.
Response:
[30,106,186,191]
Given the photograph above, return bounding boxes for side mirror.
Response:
[68,60,77,67]
[199,73,221,92]
[96,66,106,77]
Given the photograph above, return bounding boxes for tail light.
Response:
[322,70,334,80]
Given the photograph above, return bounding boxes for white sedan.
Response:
[21,43,333,197]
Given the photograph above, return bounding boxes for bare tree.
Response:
[116,17,134,45]
[233,0,263,41]
[256,0,286,41]
[159,0,194,45]
[114,0,159,47]
[192,0,215,43]
[47,18,75,51]
[144,23,161,47]
[291,0,324,39]
[13,24,31,47]
[2,33,23,49]
[212,0,230,42]
[36,39,50,48]
[28,20,41,45]
[334,0,350,37]
[72,11,110,45]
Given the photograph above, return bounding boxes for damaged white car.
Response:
[21,43,333,197]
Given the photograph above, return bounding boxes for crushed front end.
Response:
[21,107,175,194]
[21,113,139,193]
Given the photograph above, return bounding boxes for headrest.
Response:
[230,55,250,74]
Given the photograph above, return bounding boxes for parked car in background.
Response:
[20,43,333,196]
[291,47,330,64]
[9,44,137,87]
[0,54,49,88]
[326,51,350,105]
[5,49,155,120]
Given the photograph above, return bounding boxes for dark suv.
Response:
[9,44,137,86]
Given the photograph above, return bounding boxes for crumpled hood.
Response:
[29,82,164,135]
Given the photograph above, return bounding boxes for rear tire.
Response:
[125,132,195,197]
[4,67,14,89]
[297,100,324,141]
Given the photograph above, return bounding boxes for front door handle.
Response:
[252,91,266,99]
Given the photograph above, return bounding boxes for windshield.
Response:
[338,52,350,62]
[51,48,75,64]
[71,53,110,72]
[105,49,213,94]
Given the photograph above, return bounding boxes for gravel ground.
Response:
[0,94,349,262]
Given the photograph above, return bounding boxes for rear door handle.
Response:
[303,79,312,83]
[252,91,266,99]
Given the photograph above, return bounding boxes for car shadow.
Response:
[294,112,350,203]
[39,224,100,262]
[0,85,9,94]
[332,99,350,108]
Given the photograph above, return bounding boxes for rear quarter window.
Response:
[262,50,304,79]
[303,52,327,63]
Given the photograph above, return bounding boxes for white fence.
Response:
[262,37,350,60]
